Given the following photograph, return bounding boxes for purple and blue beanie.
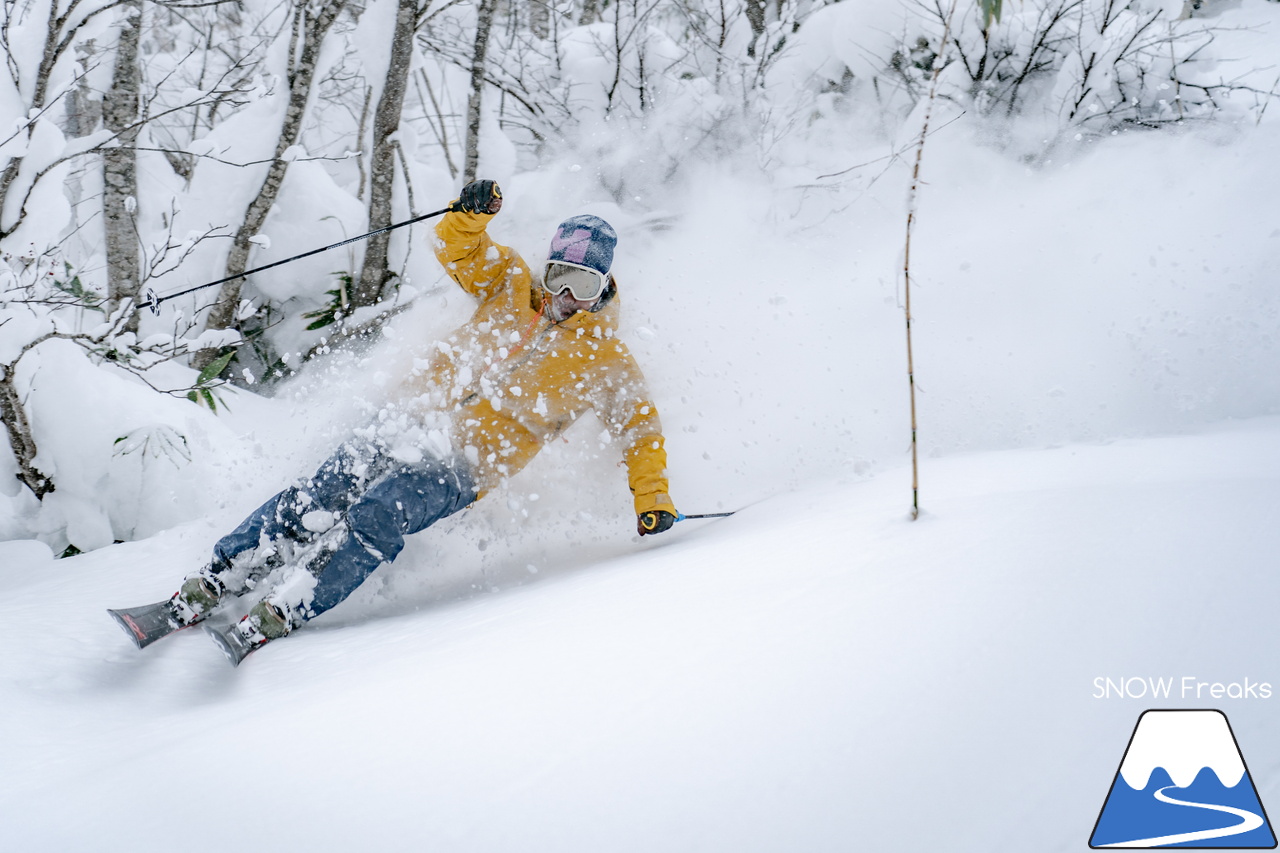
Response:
[548,215,617,275]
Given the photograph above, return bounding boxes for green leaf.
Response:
[196,350,236,386]
[303,281,350,331]
[978,0,1003,28]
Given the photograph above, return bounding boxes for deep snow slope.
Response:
[2,417,1278,852]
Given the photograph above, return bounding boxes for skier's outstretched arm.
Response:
[433,179,526,301]
[588,344,679,535]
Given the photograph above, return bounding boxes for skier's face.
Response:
[546,288,597,323]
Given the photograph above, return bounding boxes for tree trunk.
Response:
[352,0,418,308]
[0,373,54,499]
[0,0,67,238]
[745,0,766,57]
[463,0,496,184]
[103,0,143,332]
[194,0,347,370]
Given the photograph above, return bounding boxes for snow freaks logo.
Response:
[1089,710,1277,848]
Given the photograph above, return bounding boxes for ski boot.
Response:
[108,572,225,649]
[171,574,225,623]
[206,599,294,667]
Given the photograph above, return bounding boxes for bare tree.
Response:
[140,2,275,182]
[0,0,128,501]
[103,0,142,331]
[413,67,460,179]
[744,0,766,56]
[0,0,270,507]
[0,243,214,502]
[194,0,348,370]
[463,0,497,183]
[0,0,129,240]
[418,1,556,164]
[352,0,421,307]
[0,360,52,499]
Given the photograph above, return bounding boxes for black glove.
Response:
[637,510,678,536]
[453,179,502,214]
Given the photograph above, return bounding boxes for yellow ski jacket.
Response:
[400,209,675,517]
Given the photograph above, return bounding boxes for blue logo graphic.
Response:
[1091,709,1276,848]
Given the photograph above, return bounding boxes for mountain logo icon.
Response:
[1090,709,1277,848]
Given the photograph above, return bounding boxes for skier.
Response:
[110,179,679,663]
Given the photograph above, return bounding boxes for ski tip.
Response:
[204,625,243,667]
[204,624,254,667]
[107,608,148,649]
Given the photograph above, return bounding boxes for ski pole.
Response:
[675,511,736,522]
[137,205,455,314]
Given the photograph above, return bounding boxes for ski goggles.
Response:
[543,260,609,302]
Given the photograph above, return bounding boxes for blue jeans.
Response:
[210,439,476,620]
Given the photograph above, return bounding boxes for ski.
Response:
[204,622,270,667]
[107,600,202,649]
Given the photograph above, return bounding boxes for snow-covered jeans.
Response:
[208,439,476,621]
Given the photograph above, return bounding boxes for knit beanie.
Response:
[547,215,617,275]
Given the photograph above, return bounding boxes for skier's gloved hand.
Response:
[637,510,677,536]
[452,179,502,214]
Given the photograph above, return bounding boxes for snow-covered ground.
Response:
[2,416,1279,851]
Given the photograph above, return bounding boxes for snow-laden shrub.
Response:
[0,249,246,552]
[777,0,1280,148]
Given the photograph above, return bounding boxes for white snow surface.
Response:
[2,6,1280,842]
[2,417,1280,851]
